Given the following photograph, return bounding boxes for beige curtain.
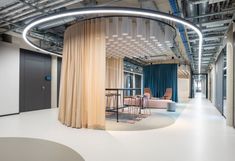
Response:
[105,57,124,107]
[58,19,106,129]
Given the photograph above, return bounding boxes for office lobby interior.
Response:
[0,0,235,161]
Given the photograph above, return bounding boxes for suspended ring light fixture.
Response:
[22,7,203,73]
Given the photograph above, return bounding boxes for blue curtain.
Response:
[144,64,178,102]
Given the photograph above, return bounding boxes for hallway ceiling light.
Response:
[23,7,203,73]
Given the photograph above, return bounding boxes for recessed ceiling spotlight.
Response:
[23,7,202,73]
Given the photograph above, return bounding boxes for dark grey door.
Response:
[20,49,51,112]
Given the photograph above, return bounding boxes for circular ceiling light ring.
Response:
[23,7,203,73]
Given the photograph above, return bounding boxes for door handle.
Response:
[42,86,46,90]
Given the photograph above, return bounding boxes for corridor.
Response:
[0,96,234,161]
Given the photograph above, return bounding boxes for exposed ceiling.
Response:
[0,0,234,73]
[182,0,235,73]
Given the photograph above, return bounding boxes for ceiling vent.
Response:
[1,34,12,43]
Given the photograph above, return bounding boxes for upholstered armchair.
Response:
[161,88,172,100]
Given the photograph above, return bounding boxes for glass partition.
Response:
[123,61,143,96]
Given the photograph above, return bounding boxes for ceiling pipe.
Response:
[0,0,83,27]
[189,30,225,36]
[0,0,52,26]
[37,0,123,31]
[0,5,31,19]
[198,1,208,23]
[0,2,23,14]
[197,18,231,26]
[189,0,227,5]
[191,42,223,47]
[184,0,198,23]
[97,0,123,6]
[37,17,77,30]
[187,25,228,33]
[190,0,209,5]
[189,35,224,41]
[187,7,235,19]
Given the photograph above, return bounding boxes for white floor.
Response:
[0,93,235,161]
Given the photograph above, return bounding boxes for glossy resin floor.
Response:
[0,93,235,161]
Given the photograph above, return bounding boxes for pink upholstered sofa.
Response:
[124,96,141,106]
[143,93,172,109]
[143,98,172,109]
[124,93,172,109]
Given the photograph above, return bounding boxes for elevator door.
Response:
[20,49,51,112]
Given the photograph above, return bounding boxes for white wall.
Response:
[0,42,20,115]
[208,70,211,101]
[178,78,190,103]
[226,23,234,126]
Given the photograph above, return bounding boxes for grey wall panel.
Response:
[215,50,224,114]
[233,30,235,127]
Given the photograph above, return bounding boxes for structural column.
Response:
[226,23,234,126]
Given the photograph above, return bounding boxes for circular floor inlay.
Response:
[0,137,85,161]
[105,104,185,131]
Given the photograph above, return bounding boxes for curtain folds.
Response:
[106,57,124,88]
[59,19,106,129]
[143,64,178,102]
[105,57,124,107]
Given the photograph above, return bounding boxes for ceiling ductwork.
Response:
[37,17,80,30]
[190,0,227,4]
[181,0,234,73]
[0,0,84,54]
[0,0,234,73]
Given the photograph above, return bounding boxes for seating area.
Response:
[105,88,175,123]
